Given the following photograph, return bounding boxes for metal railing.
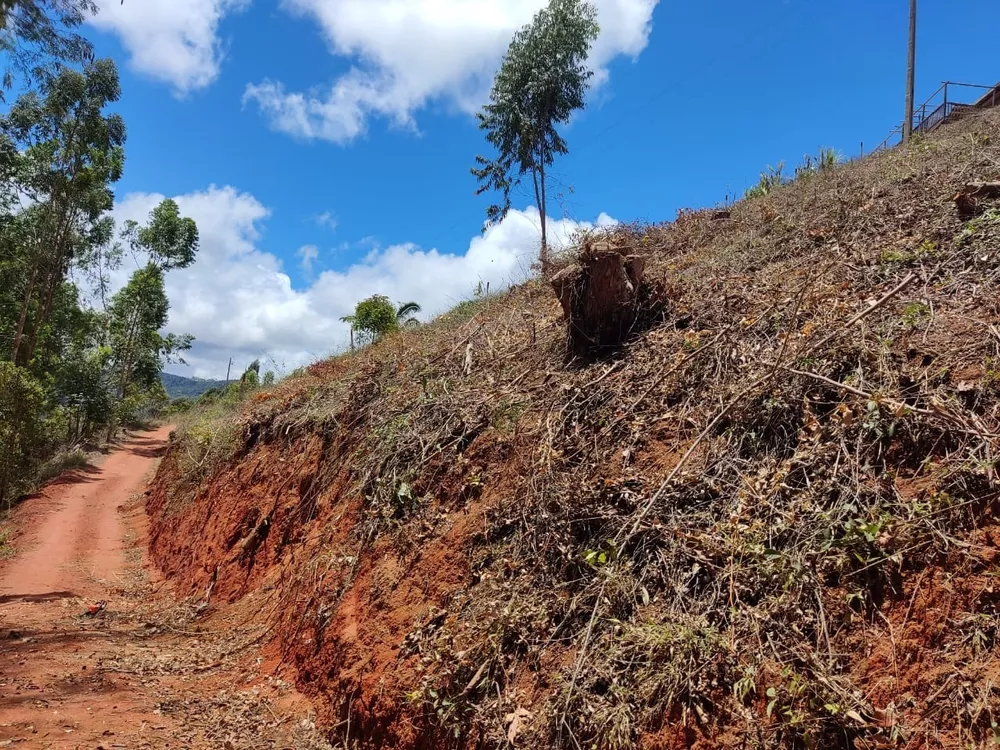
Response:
[873,81,998,152]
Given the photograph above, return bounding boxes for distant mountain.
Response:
[160,372,229,400]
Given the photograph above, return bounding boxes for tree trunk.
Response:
[551,242,650,355]
[11,260,38,365]
[538,160,549,273]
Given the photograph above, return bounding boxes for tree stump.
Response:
[550,242,651,355]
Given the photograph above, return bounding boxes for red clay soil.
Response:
[0,427,328,749]
[146,429,506,749]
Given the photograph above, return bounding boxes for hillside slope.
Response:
[148,111,1000,749]
[160,372,229,399]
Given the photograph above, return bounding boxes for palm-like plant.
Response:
[396,301,421,328]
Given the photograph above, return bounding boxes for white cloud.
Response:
[297,243,320,273]
[108,186,614,379]
[244,0,658,143]
[315,211,338,231]
[90,0,249,94]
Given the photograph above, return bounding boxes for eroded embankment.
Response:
[149,110,1000,750]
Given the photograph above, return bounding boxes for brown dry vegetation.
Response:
[148,111,1000,749]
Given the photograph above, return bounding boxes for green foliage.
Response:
[121,198,199,271]
[345,295,423,347]
[957,207,1000,245]
[745,162,786,199]
[880,238,938,265]
[901,301,931,329]
[794,147,839,179]
[0,0,97,89]
[240,360,260,391]
[396,300,421,328]
[166,397,194,414]
[473,0,599,264]
[0,361,44,505]
[160,372,227,399]
[0,19,200,502]
[103,201,198,433]
[2,57,125,369]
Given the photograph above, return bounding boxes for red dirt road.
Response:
[0,427,328,749]
[0,427,168,604]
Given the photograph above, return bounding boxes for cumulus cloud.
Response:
[244,0,658,143]
[90,0,249,94]
[107,186,613,378]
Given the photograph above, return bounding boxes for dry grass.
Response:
[32,448,92,486]
[167,110,1000,748]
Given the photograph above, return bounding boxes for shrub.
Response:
[0,362,45,507]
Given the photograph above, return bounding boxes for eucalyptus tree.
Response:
[472,0,599,271]
[3,57,125,367]
[106,199,199,431]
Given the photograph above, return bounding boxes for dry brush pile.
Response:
[154,111,1000,749]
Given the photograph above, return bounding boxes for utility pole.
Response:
[903,0,917,142]
[225,357,233,383]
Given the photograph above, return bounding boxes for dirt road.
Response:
[0,427,329,749]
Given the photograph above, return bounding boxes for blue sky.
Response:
[80,0,1000,377]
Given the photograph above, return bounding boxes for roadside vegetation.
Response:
[0,1,201,506]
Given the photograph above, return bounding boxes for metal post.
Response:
[903,0,917,142]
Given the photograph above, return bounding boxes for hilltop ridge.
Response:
[160,372,230,400]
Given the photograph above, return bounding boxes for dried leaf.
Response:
[505,707,532,745]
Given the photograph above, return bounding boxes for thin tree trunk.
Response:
[538,158,549,273]
[27,199,81,363]
[11,260,38,365]
[26,261,58,364]
[24,113,84,362]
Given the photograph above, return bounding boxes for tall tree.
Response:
[107,264,192,422]
[105,199,198,432]
[472,0,599,271]
[3,57,125,367]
